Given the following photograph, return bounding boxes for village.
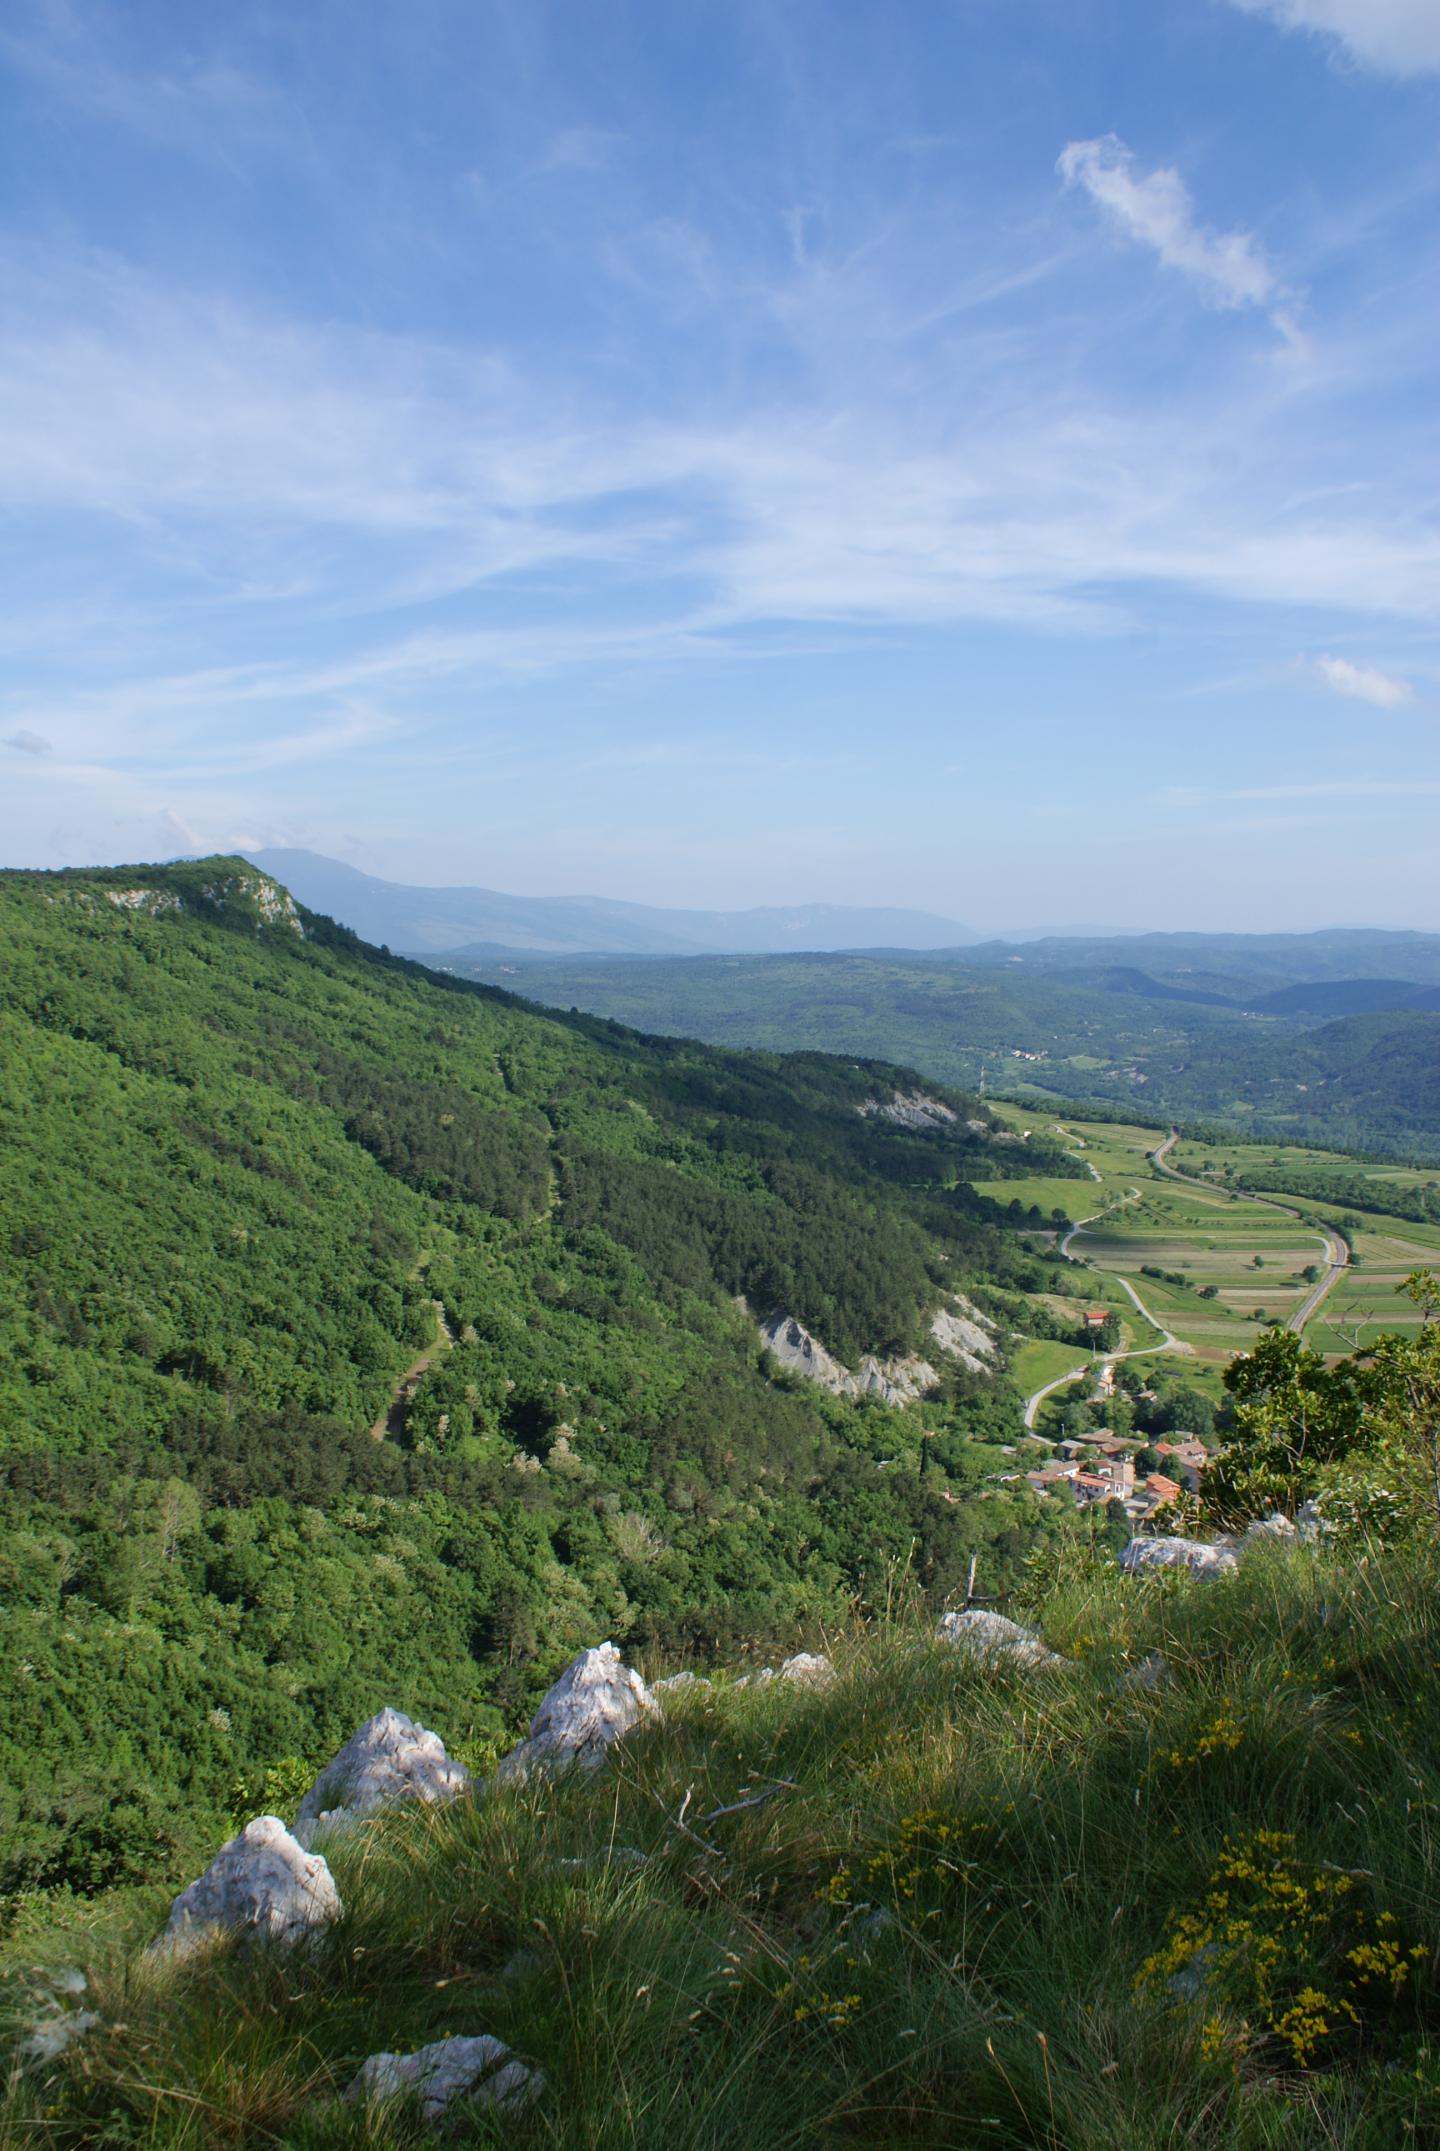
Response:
[1023,1428,1209,1524]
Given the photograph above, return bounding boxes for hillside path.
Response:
[370,1298,455,1441]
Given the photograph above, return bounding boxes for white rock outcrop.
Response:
[1120,1537,1238,1579]
[928,1299,996,1375]
[159,1816,341,1954]
[293,1709,471,1848]
[653,1669,712,1694]
[496,1645,658,1782]
[760,1313,939,1409]
[936,1609,1063,1670]
[347,2034,543,2119]
[858,1090,959,1133]
[760,1298,994,1408]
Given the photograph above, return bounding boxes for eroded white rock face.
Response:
[653,1669,712,1694]
[159,1816,341,1954]
[293,1709,471,1848]
[347,2034,543,2119]
[936,1609,1062,1670]
[1120,1537,1238,1579]
[760,1312,939,1408]
[858,1090,958,1133]
[928,1300,995,1375]
[496,1645,657,1782]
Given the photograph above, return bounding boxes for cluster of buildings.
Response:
[1024,1431,1209,1524]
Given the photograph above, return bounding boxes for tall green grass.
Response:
[5,1547,1439,2148]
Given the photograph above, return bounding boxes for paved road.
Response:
[1021,1188,1191,1428]
[1023,1364,1088,1431]
[1147,1132,1348,1335]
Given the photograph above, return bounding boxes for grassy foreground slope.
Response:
[6,1546,1440,2148]
[0,860,1089,1904]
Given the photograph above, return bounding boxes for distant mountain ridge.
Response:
[243,849,977,958]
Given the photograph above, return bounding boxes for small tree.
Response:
[1355,1271,1440,1529]
[1205,1329,1363,1525]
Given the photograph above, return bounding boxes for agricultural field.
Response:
[1167,1137,1440,1349]
[978,1104,1428,1389]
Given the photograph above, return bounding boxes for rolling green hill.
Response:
[434,948,1440,1160]
[0,859,1085,1902]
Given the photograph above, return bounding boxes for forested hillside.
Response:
[438,947,1440,1160]
[0,860,1085,1904]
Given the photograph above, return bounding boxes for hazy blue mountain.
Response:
[961,929,1440,992]
[244,849,977,957]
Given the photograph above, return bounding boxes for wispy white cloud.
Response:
[1223,0,1440,77]
[1312,653,1415,708]
[0,1,300,165]
[1057,134,1288,328]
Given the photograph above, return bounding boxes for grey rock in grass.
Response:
[777,1651,835,1688]
[734,1652,834,1691]
[159,1816,341,1955]
[20,1971,98,2066]
[293,1708,471,1848]
[496,1644,658,1782]
[346,2034,543,2119]
[1117,1650,1171,1694]
[21,2009,99,2064]
[1239,1513,1298,1550]
[653,1669,712,1694]
[556,1844,648,1874]
[936,1608,1062,1670]
[1120,1536,1238,1579]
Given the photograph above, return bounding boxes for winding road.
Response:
[1148,1132,1348,1336]
[1022,1188,1193,1429]
[1019,1123,1348,1432]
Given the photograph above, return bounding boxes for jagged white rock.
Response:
[496,1644,658,1781]
[1120,1537,1238,1579]
[653,1669,712,1694]
[346,2034,543,2118]
[158,1816,341,1954]
[293,1708,470,1848]
[936,1609,1062,1670]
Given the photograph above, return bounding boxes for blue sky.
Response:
[1,0,1436,932]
